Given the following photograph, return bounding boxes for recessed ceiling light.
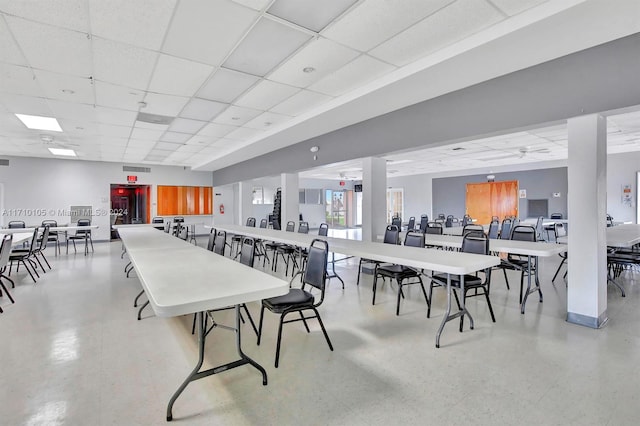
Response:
[62,89,75,94]
[303,67,315,73]
[15,114,63,132]
[48,147,76,157]
[231,117,240,121]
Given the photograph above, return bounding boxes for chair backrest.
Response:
[445,217,453,227]
[239,237,255,267]
[285,221,295,232]
[500,218,512,240]
[131,218,143,224]
[488,220,500,239]
[425,225,443,235]
[419,215,429,232]
[407,217,415,230]
[178,225,188,240]
[437,214,445,220]
[427,221,442,228]
[404,231,425,248]
[461,231,489,255]
[8,221,25,229]
[554,222,567,239]
[463,224,484,236]
[318,223,328,236]
[206,229,216,251]
[511,225,537,242]
[383,225,399,245]
[303,239,329,294]
[298,221,309,234]
[37,225,50,251]
[213,231,226,256]
[550,213,563,219]
[164,222,171,233]
[174,217,184,223]
[0,234,14,269]
[76,219,91,236]
[391,216,401,228]
[606,214,613,227]
[259,218,268,229]
[535,216,544,238]
[42,220,57,227]
[461,215,472,227]
[246,217,256,227]
[152,217,164,224]
[27,228,39,253]
[272,219,281,230]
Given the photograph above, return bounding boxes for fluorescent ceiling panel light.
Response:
[48,147,76,156]
[15,114,63,131]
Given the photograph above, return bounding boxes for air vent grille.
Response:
[0,159,9,166]
[123,166,151,173]
[136,112,174,125]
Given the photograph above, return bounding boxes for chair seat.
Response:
[9,252,30,260]
[499,258,529,270]
[432,273,483,288]
[263,288,314,313]
[276,245,295,254]
[377,264,419,280]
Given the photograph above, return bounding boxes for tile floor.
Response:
[1,237,639,425]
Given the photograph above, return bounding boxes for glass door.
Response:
[386,188,404,223]
[325,189,348,227]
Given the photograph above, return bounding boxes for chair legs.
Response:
[257,305,333,368]
[396,277,429,316]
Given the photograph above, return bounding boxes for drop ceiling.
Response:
[0,0,639,172]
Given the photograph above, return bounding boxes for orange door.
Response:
[466,181,518,224]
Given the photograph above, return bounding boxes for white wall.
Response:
[387,174,433,220]
[607,151,639,223]
[212,183,235,226]
[0,156,213,241]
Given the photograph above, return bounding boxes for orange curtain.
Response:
[157,186,212,215]
[465,180,518,224]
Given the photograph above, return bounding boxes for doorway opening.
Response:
[110,184,151,239]
[325,189,352,228]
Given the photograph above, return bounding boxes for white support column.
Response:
[281,173,299,229]
[362,157,387,242]
[237,181,253,226]
[567,114,608,328]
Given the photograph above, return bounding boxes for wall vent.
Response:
[0,159,9,166]
[123,166,151,173]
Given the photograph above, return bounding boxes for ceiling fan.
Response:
[28,134,81,150]
[483,146,551,161]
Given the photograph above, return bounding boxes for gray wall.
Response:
[387,174,433,221]
[212,33,640,185]
[432,167,568,220]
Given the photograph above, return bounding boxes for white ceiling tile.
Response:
[5,16,93,77]
[308,54,395,96]
[198,68,260,103]
[47,100,97,122]
[268,0,358,32]
[89,0,176,50]
[126,139,156,150]
[33,69,94,104]
[235,80,299,110]
[198,122,238,138]
[180,98,227,121]
[224,17,311,77]
[154,141,183,150]
[186,135,219,146]
[490,0,547,16]
[213,105,262,126]
[97,124,132,138]
[94,106,137,126]
[323,0,455,52]
[148,54,214,97]
[133,120,169,131]
[168,118,206,134]
[269,37,360,88]
[0,63,42,97]
[160,131,191,143]
[270,89,332,116]
[130,127,163,141]
[370,0,504,66]
[142,92,189,116]
[176,144,205,153]
[225,126,263,141]
[0,0,89,32]
[162,0,258,65]
[94,81,143,111]
[243,111,291,130]
[230,0,271,11]
[0,16,27,65]
[92,37,158,90]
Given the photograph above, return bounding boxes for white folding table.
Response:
[118,227,288,421]
[214,224,500,348]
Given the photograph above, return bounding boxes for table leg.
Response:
[435,274,473,348]
[327,252,345,289]
[166,306,268,422]
[520,256,543,314]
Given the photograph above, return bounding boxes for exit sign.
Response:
[127,175,137,183]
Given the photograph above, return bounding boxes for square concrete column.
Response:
[237,181,253,226]
[567,114,608,328]
[362,157,387,242]
[280,173,299,229]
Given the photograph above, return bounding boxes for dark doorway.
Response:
[110,184,151,239]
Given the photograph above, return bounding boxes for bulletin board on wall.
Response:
[465,180,518,224]
[157,186,213,215]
